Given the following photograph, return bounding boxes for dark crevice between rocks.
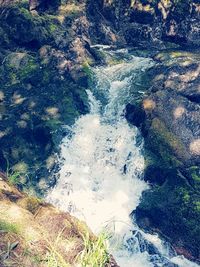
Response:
[182,93,200,104]
[19,39,41,51]
[125,103,146,128]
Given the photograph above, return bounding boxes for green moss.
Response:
[0,5,59,46]
[19,58,39,80]
[196,202,200,212]
[48,23,58,33]
[17,0,29,9]
[0,4,89,196]
[82,61,93,80]
[137,159,200,257]
[8,171,22,186]
[62,96,80,123]
[41,69,51,83]
[45,118,62,131]
[191,172,200,182]
[189,166,200,191]
[3,53,40,85]
[179,187,190,204]
[9,72,18,85]
[148,118,184,167]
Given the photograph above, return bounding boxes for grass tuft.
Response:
[79,232,110,267]
[0,220,20,234]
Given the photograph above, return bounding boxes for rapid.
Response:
[46,48,199,267]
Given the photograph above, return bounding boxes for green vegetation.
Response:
[147,118,184,167]
[5,158,23,186]
[7,171,22,186]
[191,167,200,182]
[0,2,89,194]
[82,61,93,79]
[45,243,70,267]
[137,169,200,258]
[0,220,20,234]
[79,232,110,267]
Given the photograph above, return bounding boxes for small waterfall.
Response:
[46,50,199,267]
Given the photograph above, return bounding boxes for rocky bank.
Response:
[131,49,200,262]
[87,0,200,48]
[0,172,118,267]
[0,0,103,195]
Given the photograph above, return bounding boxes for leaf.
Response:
[2,251,9,260]
[13,251,19,258]
[7,241,10,251]
[10,241,19,251]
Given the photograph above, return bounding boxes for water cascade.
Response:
[46,49,199,267]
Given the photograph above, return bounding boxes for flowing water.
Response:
[46,48,199,267]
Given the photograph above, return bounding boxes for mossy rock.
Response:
[4,52,41,85]
[145,118,184,168]
[0,46,89,195]
[136,170,200,259]
[0,5,62,48]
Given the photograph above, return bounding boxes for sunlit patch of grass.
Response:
[46,251,60,267]
[0,220,20,234]
[59,3,82,16]
[43,226,71,267]
[45,247,71,267]
[78,232,110,267]
[56,2,83,23]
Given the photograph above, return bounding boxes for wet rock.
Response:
[126,230,160,255]
[0,47,89,193]
[135,173,200,261]
[133,50,200,262]
[142,51,200,167]
[125,230,178,267]
[144,165,174,186]
[125,103,146,127]
[143,90,200,167]
[86,0,200,48]
[29,0,61,12]
[0,1,100,195]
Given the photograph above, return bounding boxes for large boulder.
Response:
[0,3,97,195]
[135,168,200,261]
[133,50,200,262]
[29,0,61,12]
[0,48,89,194]
[86,0,200,48]
[143,90,200,167]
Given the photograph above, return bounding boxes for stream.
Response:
[46,48,199,267]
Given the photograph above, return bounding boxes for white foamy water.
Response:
[46,52,199,267]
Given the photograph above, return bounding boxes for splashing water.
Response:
[46,50,199,267]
